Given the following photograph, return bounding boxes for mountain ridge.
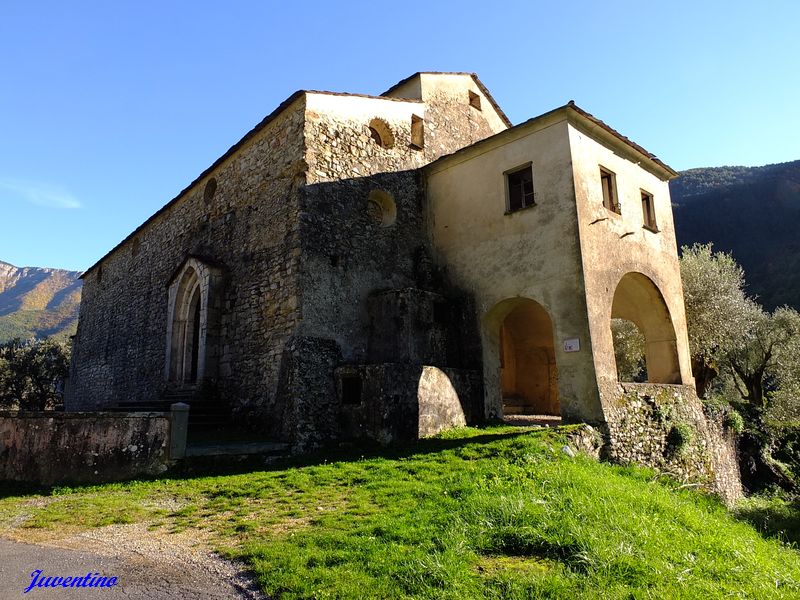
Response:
[0,260,82,343]
[671,159,800,311]
[671,159,800,199]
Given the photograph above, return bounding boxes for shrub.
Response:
[724,410,745,434]
[0,338,70,410]
[667,423,694,455]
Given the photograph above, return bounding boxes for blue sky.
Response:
[1,1,798,271]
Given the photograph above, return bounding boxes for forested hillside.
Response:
[0,260,82,342]
[671,160,800,310]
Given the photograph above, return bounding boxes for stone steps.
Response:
[174,441,291,476]
[111,395,231,429]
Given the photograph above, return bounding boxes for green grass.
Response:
[736,494,800,547]
[1,425,799,598]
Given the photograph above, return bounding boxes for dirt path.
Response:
[0,523,264,599]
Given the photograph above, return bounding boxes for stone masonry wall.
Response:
[69,98,307,435]
[0,411,171,485]
[420,88,503,163]
[600,381,742,505]
[282,91,499,444]
[299,91,500,363]
[278,336,342,453]
[299,97,429,360]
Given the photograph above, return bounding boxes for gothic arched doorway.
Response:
[168,266,203,385]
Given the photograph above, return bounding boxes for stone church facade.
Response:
[67,72,740,499]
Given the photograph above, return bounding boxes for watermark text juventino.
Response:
[23,570,118,593]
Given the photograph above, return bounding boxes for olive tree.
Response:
[677,245,800,490]
[679,243,756,397]
[611,319,646,382]
[724,306,800,418]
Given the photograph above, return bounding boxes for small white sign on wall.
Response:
[563,338,581,353]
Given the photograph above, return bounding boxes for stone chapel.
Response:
[66,72,740,497]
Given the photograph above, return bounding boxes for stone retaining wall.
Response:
[599,381,742,504]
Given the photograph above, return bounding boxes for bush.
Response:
[724,410,745,434]
[0,338,70,410]
[667,423,694,455]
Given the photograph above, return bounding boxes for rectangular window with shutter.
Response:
[505,164,535,213]
[641,190,658,231]
[600,167,620,214]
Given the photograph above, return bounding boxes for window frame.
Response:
[640,189,659,232]
[468,90,482,110]
[599,166,620,215]
[410,114,424,150]
[504,162,536,214]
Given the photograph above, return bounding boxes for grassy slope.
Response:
[1,426,798,599]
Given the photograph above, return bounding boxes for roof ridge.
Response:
[305,89,422,103]
[381,72,512,128]
[426,102,676,179]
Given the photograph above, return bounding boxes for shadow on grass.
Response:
[0,423,564,499]
[172,425,558,480]
[735,495,800,548]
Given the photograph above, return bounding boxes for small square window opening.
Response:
[433,301,448,326]
[341,375,363,405]
[468,90,482,110]
[506,164,535,213]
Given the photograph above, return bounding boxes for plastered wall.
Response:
[568,122,695,392]
[425,117,603,423]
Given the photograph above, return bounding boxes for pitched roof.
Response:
[426,101,678,180]
[81,90,307,278]
[566,102,677,177]
[80,73,513,277]
[382,72,513,128]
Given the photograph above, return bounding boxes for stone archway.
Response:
[611,272,681,384]
[167,266,202,384]
[490,298,560,416]
[164,257,224,387]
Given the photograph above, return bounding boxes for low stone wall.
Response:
[0,409,186,485]
[599,382,742,505]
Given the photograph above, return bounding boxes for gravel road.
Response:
[0,524,264,599]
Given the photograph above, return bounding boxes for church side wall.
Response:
[68,99,307,434]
